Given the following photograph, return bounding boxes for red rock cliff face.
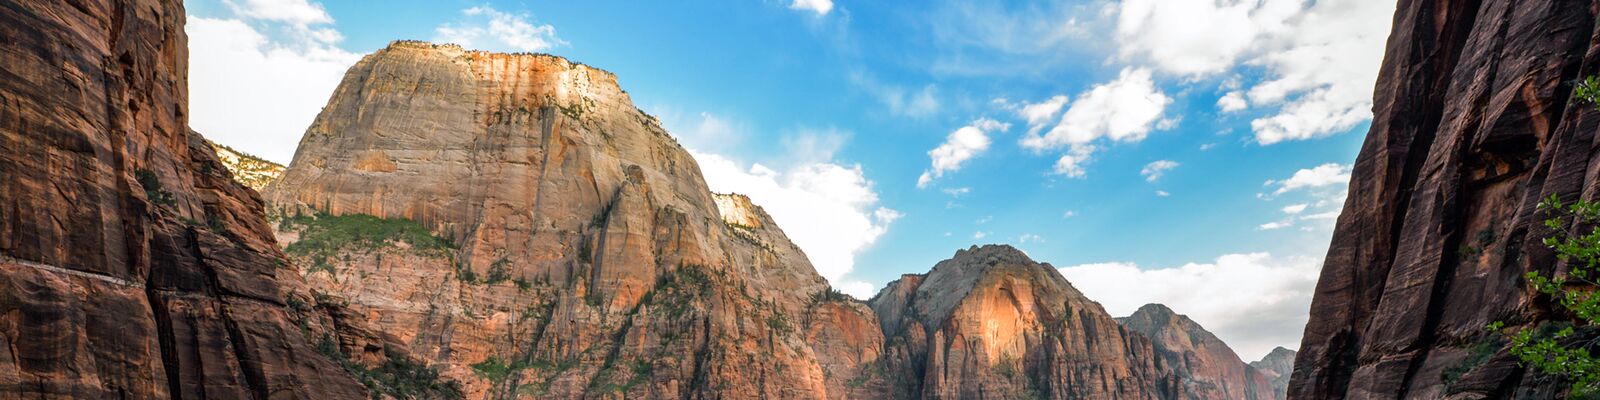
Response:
[263,41,880,399]
[1119,304,1279,400]
[1290,0,1600,398]
[0,0,368,398]
[869,245,1175,399]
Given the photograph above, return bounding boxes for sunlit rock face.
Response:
[209,139,285,191]
[869,245,1176,399]
[263,40,883,398]
[1120,304,1281,400]
[0,0,371,398]
[1290,0,1600,398]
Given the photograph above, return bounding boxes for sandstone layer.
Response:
[263,41,879,399]
[1251,347,1295,398]
[0,0,376,398]
[1119,304,1278,400]
[867,245,1174,399]
[1290,0,1600,398]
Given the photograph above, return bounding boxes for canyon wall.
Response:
[1120,304,1280,400]
[1290,0,1600,398]
[0,0,371,398]
[262,41,879,399]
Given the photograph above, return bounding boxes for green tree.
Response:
[1497,194,1600,395]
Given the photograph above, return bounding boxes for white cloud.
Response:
[1303,210,1340,220]
[1018,234,1045,243]
[1017,95,1071,134]
[186,1,362,163]
[1140,160,1179,182]
[434,6,565,52]
[918,118,1010,188]
[1258,221,1292,230]
[942,187,972,197]
[790,0,834,15]
[1111,0,1394,144]
[835,280,876,300]
[1268,163,1352,195]
[1248,0,1394,144]
[1217,91,1248,112]
[1058,252,1321,359]
[1021,68,1172,178]
[1062,210,1077,219]
[691,151,898,284]
[224,0,333,26]
[1155,190,1171,197]
[973,231,989,240]
[1114,0,1302,76]
[1282,203,1309,214]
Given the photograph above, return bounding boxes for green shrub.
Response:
[1493,193,1600,395]
[135,169,175,207]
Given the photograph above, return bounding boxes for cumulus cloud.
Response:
[1112,0,1394,143]
[1058,252,1321,359]
[434,6,565,52]
[690,151,899,286]
[918,118,1010,188]
[1016,95,1071,134]
[1269,163,1352,195]
[1248,0,1394,144]
[187,0,362,163]
[1217,91,1248,112]
[835,280,876,300]
[1020,68,1172,178]
[790,0,834,15]
[1115,0,1301,76]
[1140,160,1179,182]
[1018,234,1045,243]
[1282,203,1309,214]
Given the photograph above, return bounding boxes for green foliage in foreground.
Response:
[1495,194,1600,395]
[280,211,455,272]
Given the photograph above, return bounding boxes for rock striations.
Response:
[866,245,1172,399]
[263,40,874,399]
[1251,347,1295,398]
[1290,0,1600,398]
[260,40,1290,399]
[0,3,1294,396]
[0,0,373,398]
[1119,304,1280,400]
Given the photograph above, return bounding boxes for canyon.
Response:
[0,0,1296,399]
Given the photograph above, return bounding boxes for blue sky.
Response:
[185,0,1395,359]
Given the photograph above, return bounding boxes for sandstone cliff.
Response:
[1290,0,1600,398]
[1119,304,1278,400]
[263,41,879,399]
[867,245,1175,399]
[209,139,285,192]
[1251,347,1295,399]
[0,0,380,398]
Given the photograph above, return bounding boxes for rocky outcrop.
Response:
[1289,0,1600,398]
[263,40,879,399]
[868,245,1174,399]
[1251,347,1295,399]
[0,0,375,398]
[1119,304,1278,400]
[209,138,285,191]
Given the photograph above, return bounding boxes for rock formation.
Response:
[1290,0,1600,398]
[209,139,285,192]
[1119,304,1278,400]
[1251,347,1295,399]
[867,245,1174,399]
[0,0,379,398]
[262,40,880,399]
